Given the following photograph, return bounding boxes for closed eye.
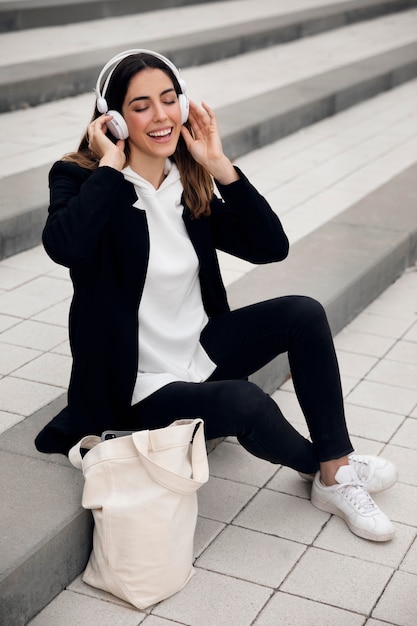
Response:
[133,99,177,113]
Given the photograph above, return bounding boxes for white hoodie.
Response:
[122,160,216,405]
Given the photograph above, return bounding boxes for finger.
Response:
[201,101,215,118]
[180,125,193,149]
[188,107,210,138]
[89,114,112,133]
[188,100,210,123]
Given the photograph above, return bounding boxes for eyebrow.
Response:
[128,88,176,106]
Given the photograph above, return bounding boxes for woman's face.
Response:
[122,68,183,162]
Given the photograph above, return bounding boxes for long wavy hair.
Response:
[63,52,213,217]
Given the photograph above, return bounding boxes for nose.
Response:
[153,101,168,121]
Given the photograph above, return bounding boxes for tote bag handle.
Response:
[132,419,209,495]
[68,435,101,470]
[68,420,209,494]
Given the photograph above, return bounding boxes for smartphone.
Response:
[101,430,134,441]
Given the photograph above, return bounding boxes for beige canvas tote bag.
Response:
[68,418,209,609]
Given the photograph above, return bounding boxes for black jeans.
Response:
[130,296,353,474]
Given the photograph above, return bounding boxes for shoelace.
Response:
[349,455,371,483]
[337,482,378,514]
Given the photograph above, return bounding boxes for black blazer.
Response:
[35,160,289,454]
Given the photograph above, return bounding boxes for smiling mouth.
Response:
[148,128,173,138]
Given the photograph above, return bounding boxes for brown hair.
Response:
[64,52,213,217]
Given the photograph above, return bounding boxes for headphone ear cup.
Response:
[106,110,129,140]
[178,94,189,124]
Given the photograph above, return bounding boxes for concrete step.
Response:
[2,0,416,112]
[1,5,416,260]
[0,0,224,32]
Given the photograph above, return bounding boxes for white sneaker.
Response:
[311,465,395,542]
[299,453,398,493]
[348,454,397,493]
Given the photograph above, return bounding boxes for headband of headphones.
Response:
[94,48,189,136]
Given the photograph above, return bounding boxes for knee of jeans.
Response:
[223,381,271,428]
[292,296,327,328]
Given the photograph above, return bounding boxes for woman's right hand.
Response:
[87,114,126,171]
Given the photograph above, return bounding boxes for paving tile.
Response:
[390,418,417,449]
[364,296,417,320]
[281,547,393,614]
[32,300,71,326]
[367,359,417,392]
[375,483,417,527]
[152,568,272,626]
[346,313,415,340]
[254,592,365,626]
[336,350,378,379]
[344,403,404,443]
[0,246,55,273]
[197,476,258,523]
[0,409,24,435]
[266,466,312,499]
[346,380,417,416]
[193,517,225,559]
[13,352,72,388]
[0,290,51,318]
[385,339,417,366]
[68,575,144,612]
[27,590,145,626]
[0,376,63,416]
[270,389,305,424]
[400,537,417,575]
[341,374,359,397]
[0,319,67,351]
[196,526,305,587]
[349,435,384,457]
[372,571,417,626]
[380,273,417,300]
[207,440,278,487]
[0,265,36,290]
[234,489,327,544]
[51,339,71,356]
[142,617,183,625]
[0,342,41,375]
[13,275,73,305]
[314,517,416,568]
[334,329,395,358]
[403,322,417,343]
[46,265,71,281]
[380,444,417,487]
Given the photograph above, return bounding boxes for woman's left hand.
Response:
[181,101,239,185]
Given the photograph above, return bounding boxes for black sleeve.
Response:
[210,167,289,264]
[42,161,126,268]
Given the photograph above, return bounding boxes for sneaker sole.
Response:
[311,494,395,542]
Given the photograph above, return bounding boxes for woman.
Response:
[35,49,397,542]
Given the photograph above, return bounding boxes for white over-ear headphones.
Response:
[94,48,189,140]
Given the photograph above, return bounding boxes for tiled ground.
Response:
[23,265,417,626]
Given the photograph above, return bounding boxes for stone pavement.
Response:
[0,0,417,623]
[21,261,417,625]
